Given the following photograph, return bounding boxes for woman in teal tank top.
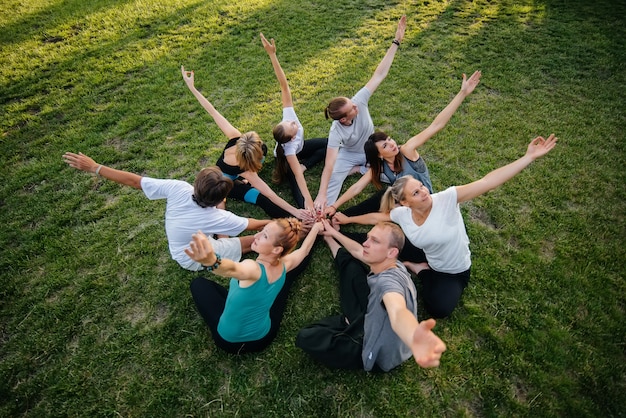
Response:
[186,219,323,354]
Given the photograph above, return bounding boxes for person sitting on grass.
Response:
[260,32,328,212]
[313,15,407,211]
[330,134,558,318]
[62,152,269,271]
[324,70,482,219]
[296,220,446,372]
[185,219,323,354]
[181,66,313,221]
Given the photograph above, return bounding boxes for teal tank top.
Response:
[217,263,286,343]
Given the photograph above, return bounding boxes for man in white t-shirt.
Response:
[63,152,270,271]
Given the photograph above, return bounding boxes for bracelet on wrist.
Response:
[95,165,103,176]
[203,253,222,271]
[392,39,400,47]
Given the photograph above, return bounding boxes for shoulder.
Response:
[390,205,411,222]
[353,87,371,104]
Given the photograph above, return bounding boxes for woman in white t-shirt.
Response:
[331,134,558,318]
[261,33,327,212]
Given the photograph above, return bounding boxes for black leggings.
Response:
[285,138,328,208]
[228,181,292,219]
[341,189,386,217]
[342,232,470,319]
[190,252,312,354]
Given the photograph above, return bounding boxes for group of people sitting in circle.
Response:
[63,16,557,372]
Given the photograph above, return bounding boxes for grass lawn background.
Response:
[1,0,625,416]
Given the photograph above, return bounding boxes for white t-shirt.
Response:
[273,107,304,157]
[327,87,373,152]
[141,177,248,268]
[390,187,471,274]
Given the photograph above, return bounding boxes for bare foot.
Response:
[403,261,430,275]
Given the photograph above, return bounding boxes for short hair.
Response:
[193,166,233,208]
[324,96,349,120]
[236,132,265,172]
[375,221,405,253]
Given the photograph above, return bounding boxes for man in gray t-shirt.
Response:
[297,220,446,372]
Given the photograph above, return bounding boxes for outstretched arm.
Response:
[456,134,558,203]
[314,146,339,209]
[184,230,261,281]
[63,152,143,189]
[325,170,373,216]
[402,71,482,160]
[383,292,446,368]
[319,219,366,262]
[181,65,242,139]
[240,170,309,219]
[282,222,323,271]
[245,218,272,231]
[286,155,315,211]
[364,15,407,94]
[261,33,293,108]
[332,211,391,227]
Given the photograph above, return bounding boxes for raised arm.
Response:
[282,222,323,271]
[456,134,558,203]
[181,65,242,139]
[364,15,407,94]
[261,33,293,108]
[325,170,373,216]
[240,170,308,219]
[314,146,339,209]
[63,152,143,189]
[184,230,261,281]
[383,293,446,368]
[401,71,482,160]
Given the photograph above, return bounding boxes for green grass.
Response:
[1,0,625,416]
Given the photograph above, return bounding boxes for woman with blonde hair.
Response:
[332,135,558,318]
[186,219,323,353]
[182,66,310,220]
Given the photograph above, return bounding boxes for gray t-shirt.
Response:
[362,262,417,372]
[327,87,373,152]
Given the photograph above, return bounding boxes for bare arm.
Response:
[286,154,314,210]
[456,134,558,203]
[319,219,367,262]
[364,15,407,94]
[240,170,305,218]
[63,152,143,189]
[326,170,373,216]
[245,218,272,231]
[261,33,293,108]
[383,292,446,368]
[332,211,391,227]
[282,222,323,271]
[184,231,261,281]
[401,71,482,160]
[181,66,242,139]
[314,146,339,208]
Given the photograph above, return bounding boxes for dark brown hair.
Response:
[193,166,233,208]
[365,131,404,190]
